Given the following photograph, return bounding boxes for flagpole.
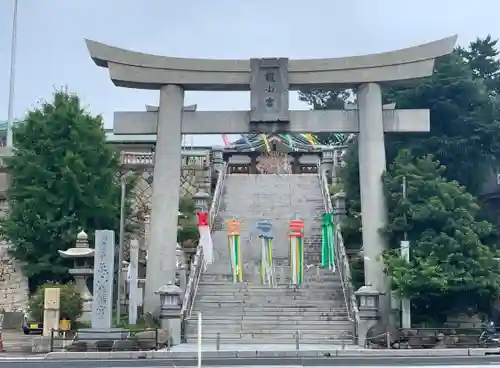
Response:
[7,0,19,147]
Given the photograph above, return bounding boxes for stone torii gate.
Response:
[85,36,456,316]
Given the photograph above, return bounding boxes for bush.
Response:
[28,283,83,325]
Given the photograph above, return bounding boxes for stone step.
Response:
[192,307,348,314]
[185,331,354,341]
[195,289,343,295]
[186,326,353,335]
[188,173,354,346]
[188,320,352,328]
[184,337,355,345]
[197,285,344,292]
[193,314,351,326]
[199,278,343,285]
[195,295,345,301]
[193,299,344,306]
[195,293,343,301]
[190,309,349,317]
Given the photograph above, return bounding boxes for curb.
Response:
[44,348,500,360]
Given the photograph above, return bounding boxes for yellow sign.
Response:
[59,319,70,331]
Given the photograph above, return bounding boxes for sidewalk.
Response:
[44,345,500,360]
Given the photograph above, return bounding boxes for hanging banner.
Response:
[197,211,214,264]
[227,219,242,283]
[289,218,305,285]
[256,220,275,286]
[221,134,230,146]
[320,212,335,272]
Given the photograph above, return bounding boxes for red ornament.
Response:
[197,212,209,227]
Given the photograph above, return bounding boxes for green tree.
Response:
[337,37,500,248]
[383,51,500,194]
[178,196,199,248]
[2,90,127,291]
[458,35,500,97]
[383,150,500,323]
[28,283,83,325]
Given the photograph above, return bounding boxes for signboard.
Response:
[250,58,290,125]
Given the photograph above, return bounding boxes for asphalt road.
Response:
[4,356,500,367]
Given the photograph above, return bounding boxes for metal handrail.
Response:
[317,161,359,339]
[181,163,228,321]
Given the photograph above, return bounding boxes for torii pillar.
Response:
[85,36,457,316]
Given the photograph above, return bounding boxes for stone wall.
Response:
[0,193,29,312]
[0,240,29,311]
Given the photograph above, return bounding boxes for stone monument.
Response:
[58,230,94,322]
[92,230,115,329]
[42,287,60,337]
[85,36,457,318]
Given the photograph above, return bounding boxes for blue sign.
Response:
[256,220,273,236]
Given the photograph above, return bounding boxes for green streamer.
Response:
[321,213,330,268]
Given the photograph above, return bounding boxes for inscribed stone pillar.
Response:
[42,287,60,337]
[144,85,184,314]
[92,230,115,329]
[357,83,390,319]
[128,239,139,325]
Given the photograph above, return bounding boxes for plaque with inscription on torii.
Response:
[250,58,290,127]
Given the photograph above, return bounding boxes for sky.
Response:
[0,0,498,146]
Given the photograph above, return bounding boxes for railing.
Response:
[317,162,360,342]
[181,163,228,337]
[120,151,155,166]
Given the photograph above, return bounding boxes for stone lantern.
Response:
[175,243,187,290]
[192,191,210,212]
[211,146,224,175]
[155,281,183,345]
[355,285,383,347]
[58,230,94,322]
[321,147,334,182]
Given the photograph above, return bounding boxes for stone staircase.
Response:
[185,174,354,345]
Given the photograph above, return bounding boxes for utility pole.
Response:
[7,0,19,147]
[400,175,411,329]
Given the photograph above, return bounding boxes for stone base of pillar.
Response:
[358,317,379,347]
[160,317,181,346]
[78,300,93,323]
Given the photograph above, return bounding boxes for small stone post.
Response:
[129,239,140,325]
[355,285,382,347]
[119,262,128,315]
[43,287,61,337]
[155,282,183,345]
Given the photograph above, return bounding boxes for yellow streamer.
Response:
[301,133,317,147]
[262,134,271,153]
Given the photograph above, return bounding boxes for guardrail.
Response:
[180,163,228,341]
[317,161,359,343]
[120,152,155,166]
